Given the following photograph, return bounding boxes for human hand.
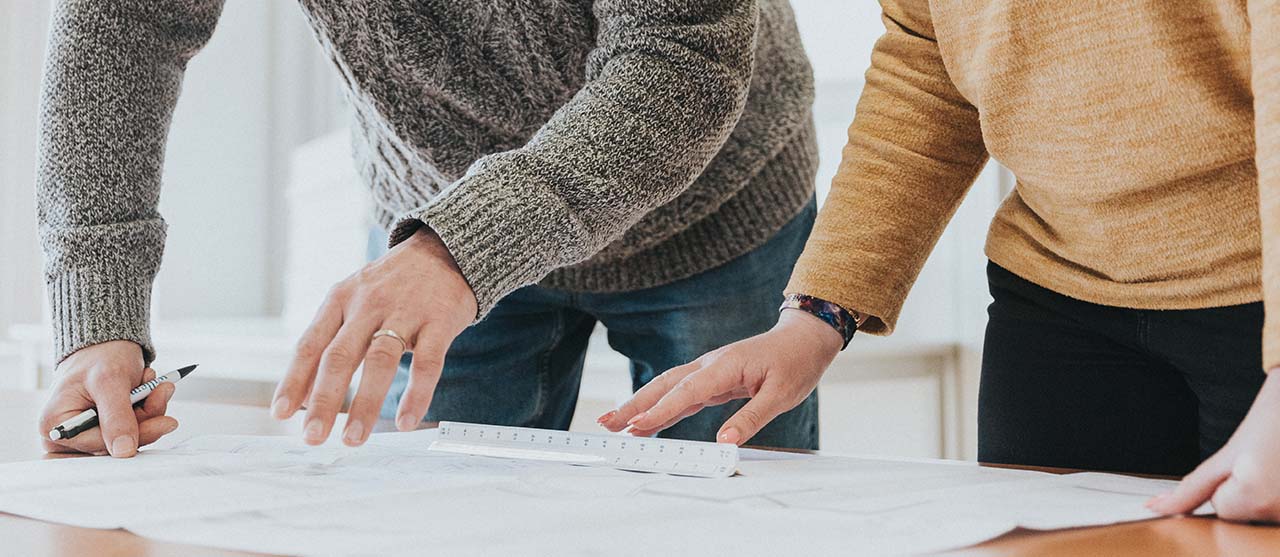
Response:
[599,310,843,444]
[1148,372,1280,523]
[39,340,177,457]
[271,228,477,447]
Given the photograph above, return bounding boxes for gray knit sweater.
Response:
[37,0,817,364]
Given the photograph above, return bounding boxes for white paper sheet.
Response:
[0,430,1205,556]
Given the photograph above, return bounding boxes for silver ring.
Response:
[371,329,408,352]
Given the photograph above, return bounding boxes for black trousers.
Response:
[978,262,1267,476]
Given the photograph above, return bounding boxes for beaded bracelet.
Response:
[779,293,859,350]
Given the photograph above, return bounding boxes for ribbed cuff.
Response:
[47,268,156,366]
[388,174,553,322]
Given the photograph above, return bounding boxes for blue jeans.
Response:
[370,200,819,449]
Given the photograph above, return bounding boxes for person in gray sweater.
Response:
[37,0,819,457]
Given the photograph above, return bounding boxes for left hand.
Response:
[1148,371,1280,523]
[270,228,477,447]
[599,310,842,444]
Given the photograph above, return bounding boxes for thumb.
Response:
[88,372,142,458]
[1148,452,1232,515]
[716,387,792,446]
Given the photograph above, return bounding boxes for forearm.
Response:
[388,0,759,319]
[37,0,223,363]
[784,2,987,335]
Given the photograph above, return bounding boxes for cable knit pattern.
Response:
[36,0,816,364]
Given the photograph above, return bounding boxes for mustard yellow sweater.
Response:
[786,0,1280,368]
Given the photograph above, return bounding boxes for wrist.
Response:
[57,340,145,376]
[778,293,860,349]
[777,309,844,356]
[407,228,479,318]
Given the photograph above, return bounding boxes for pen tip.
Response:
[177,364,199,378]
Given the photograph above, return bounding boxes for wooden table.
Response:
[2,389,1277,556]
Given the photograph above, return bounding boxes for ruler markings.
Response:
[430,421,738,478]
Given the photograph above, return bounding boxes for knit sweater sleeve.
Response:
[388,0,758,319]
[782,0,988,336]
[37,0,224,365]
[1251,1,1280,370]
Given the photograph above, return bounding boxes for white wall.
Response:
[154,2,344,320]
[792,1,884,83]
[0,2,53,383]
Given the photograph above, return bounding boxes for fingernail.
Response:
[111,435,137,457]
[596,410,616,424]
[396,414,417,432]
[162,420,180,435]
[304,418,325,443]
[343,420,366,446]
[718,427,741,445]
[626,411,648,426]
[271,397,291,419]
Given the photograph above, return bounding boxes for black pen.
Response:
[47,364,199,441]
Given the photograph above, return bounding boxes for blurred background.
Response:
[0,1,1010,459]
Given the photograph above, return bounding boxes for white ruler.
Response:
[429,421,739,478]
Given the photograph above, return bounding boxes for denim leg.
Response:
[586,200,819,449]
[379,285,596,430]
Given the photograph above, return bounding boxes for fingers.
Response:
[342,329,408,446]
[395,326,449,431]
[626,392,742,438]
[42,370,166,456]
[628,362,741,433]
[627,404,707,438]
[1147,452,1232,515]
[274,294,344,420]
[134,381,174,423]
[84,370,142,458]
[1210,476,1252,522]
[716,384,794,446]
[136,416,181,448]
[600,362,700,432]
[1210,454,1280,523]
[134,382,179,447]
[302,320,375,445]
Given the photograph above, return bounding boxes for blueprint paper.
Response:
[0,430,1204,556]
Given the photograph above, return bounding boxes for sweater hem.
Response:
[985,245,1263,311]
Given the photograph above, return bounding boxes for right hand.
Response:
[39,340,178,457]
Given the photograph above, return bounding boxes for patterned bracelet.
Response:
[779,293,859,350]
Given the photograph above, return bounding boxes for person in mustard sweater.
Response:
[599,1,1280,523]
